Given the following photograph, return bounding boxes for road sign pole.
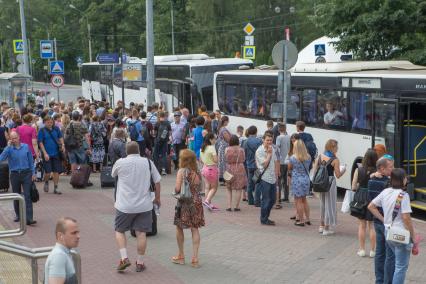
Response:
[18,0,29,75]
[282,44,289,124]
[120,48,125,114]
[57,87,60,102]
[54,38,57,61]
[146,0,155,107]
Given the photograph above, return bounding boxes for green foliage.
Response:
[314,0,426,64]
[0,0,424,75]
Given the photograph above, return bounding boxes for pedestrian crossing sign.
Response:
[13,39,24,54]
[49,60,65,75]
[243,46,256,59]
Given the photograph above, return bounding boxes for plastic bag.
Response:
[341,189,355,213]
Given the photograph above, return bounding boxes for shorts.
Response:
[114,209,152,233]
[202,165,218,184]
[43,156,63,173]
[68,147,87,165]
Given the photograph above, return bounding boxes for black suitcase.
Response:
[131,208,158,237]
[0,161,9,192]
[100,166,115,188]
[70,165,91,188]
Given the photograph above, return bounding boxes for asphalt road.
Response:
[31,81,82,104]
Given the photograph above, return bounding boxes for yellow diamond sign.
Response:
[243,23,255,35]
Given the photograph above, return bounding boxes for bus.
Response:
[213,61,426,211]
[80,54,252,114]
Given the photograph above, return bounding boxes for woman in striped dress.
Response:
[315,139,346,236]
[217,116,231,185]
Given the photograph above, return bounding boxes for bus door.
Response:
[371,99,400,163]
[400,98,426,208]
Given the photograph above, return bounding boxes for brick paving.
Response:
[1,171,426,283]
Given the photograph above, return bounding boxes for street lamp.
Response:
[170,0,175,55]
[33,18,50,39]
[69,4,92,62]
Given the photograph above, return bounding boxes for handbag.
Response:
[30,182,39,203]
[173,168,192,201]
[224,148,240,182]
[386,192,410,245]
[301,160,313,191]
[341,189,355,213]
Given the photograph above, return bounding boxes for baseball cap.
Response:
[174,111,182,117]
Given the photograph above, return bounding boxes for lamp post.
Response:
[69,4,92,62]
[18,0,29,75]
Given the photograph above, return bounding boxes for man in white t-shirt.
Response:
[112,142,161,273]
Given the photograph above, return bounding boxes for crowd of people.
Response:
[0,95,421,283]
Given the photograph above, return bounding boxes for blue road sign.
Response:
[13,39,24,54]
[314,44,326,56]
[76,56,83,64]
[96,53,119,64]
[49,60,65,75]
[40,40,54,59]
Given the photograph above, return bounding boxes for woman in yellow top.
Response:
[200,133,219,211]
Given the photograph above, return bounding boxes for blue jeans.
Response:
[259,180,276,223]
[247,168,256,205]
[10,169,33,222]
[387,240,411,284]
[374,222,395,284]
[153,142,168,171]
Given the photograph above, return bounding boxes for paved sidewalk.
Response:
[1,171,426,283]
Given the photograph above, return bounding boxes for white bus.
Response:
[80,54,252,114]
[213,61,426,211]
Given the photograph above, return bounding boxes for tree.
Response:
[314,0,426,64]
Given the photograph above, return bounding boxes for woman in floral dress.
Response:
[217,116,231,185]
[173,149,205,268]
[225,135,247,211]
[89,116,106,172]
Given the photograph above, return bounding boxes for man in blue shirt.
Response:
[0,131,36,225]
[170,111,186,170]
[242,126,262,205]
[38,116,64,195]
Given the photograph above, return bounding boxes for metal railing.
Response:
[0,193,81,284]
[411,135,426,177]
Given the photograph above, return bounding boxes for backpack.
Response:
[128,121,140,141]
[157,122,169,143]
[299,133,317,161]
[140,122,150,142]
[312,157,335,192]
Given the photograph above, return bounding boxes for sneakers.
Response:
[210,204,220,211]
[161,169,167,176]
[318,226,324,234]
[43,182,49,193]
[135,262,146,272]
[357,250,366,257]
[369,250,376,258]
[322,230,335,236]
[117,258,131,271]
[53,187,62,195]
[202,200,212,209]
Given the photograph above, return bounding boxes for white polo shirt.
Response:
[112,154,161,214]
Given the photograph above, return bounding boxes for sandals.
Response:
[171,255,185,265]
[191,258,200,268]
[290,216,296,220]
[305,221,312,226]
[294,221,305,227]
[275,204,282,209]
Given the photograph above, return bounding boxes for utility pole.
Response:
[87,22,92,62]
[0,42,4,72]
[18,0,29,75]
[170,0,175,55]
[146,0,155,106]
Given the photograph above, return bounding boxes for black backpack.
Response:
[157,122,169,143]
[312,157,335,192]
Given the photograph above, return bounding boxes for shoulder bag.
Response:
[386,192,410,245]
[30,182,40,203]
[301,159,313,191]
[252,153,272,184]
[44,127,66,161]
[173,168,192,201]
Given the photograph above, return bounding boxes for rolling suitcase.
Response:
[100,156,115,188]
[70,165,91,189]
[0,161,9,192]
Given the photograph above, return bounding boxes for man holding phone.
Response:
[255,132,280,225]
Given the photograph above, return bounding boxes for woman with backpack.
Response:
[288,139,311,226]
[89,115,107,173]
[315,139,346,235]
[351,149,378,257]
